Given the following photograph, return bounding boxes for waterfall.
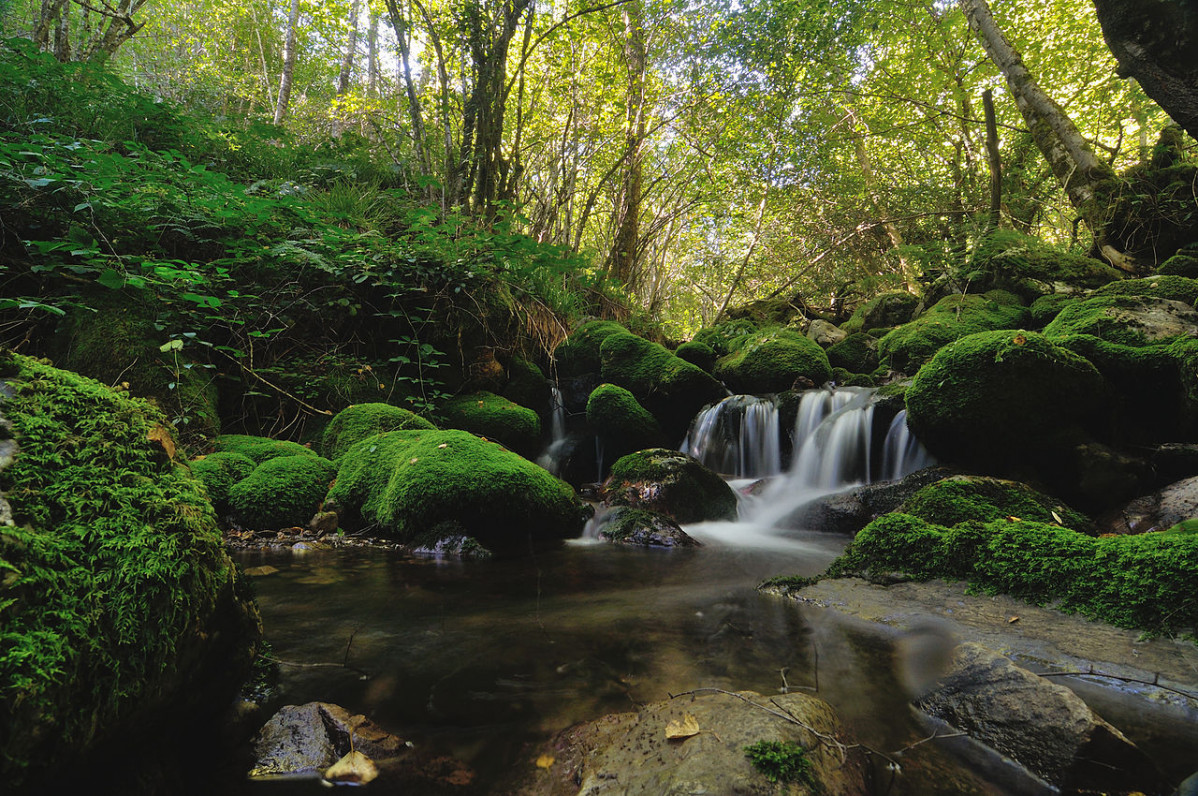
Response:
[881,409,934,481]
[536,386,571,476]
[789,388,876,490]
[681,395,783,477]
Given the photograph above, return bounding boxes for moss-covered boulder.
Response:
[1091,274,1198,304]
[586,383,665,460]
[712,328,832,394]
[1028,293,1075,328]
[603,448,738,523]
[825,332,879,374]
[190,450,257,513]
[953,230,1123,301]
[320,402,437,460]
[905,330,1106,471]
[598,333,726,440]
[327,429,584,547]
[877,293,1029,372]
[214,434,318,464]
[1042,294,1198,346]
[826,512,1198,635]
[502,357,552,414]
[691,318,762,356]
[901,475,1092,532]
[674,341,716,372]
[229,454,337,530]
[842,291,919,334]
[439,391,542,457]
[0,352,259,788]
[553,320,630,378]
[1157,244,1198,278]
[593,506,700,548]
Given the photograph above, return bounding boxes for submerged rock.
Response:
[250,702,406,778]
[593,506,699,548]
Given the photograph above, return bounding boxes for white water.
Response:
[681,394,783,477]
[535,386,570,476]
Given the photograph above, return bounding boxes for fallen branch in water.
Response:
[1038,667,1198,701]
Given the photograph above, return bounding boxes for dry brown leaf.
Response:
[438,443,449,449]
[1051,510,1063,525]
[1013,334,1027,345]
[1008,616,1020,624]
[147,425,176,461]
[535,754,555,769]
[324,751,378,784]
[1006,515,1022,522]
[665,713,700,740]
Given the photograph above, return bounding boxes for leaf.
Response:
[324,751,378,785]
[1050,510,1063,525]
[159,339,184,352]
[97,269,126,290]
[147,426,176,461]
[535,754,555,769]
[665,713,701,740]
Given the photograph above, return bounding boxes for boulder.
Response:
[806,318,847,347]
[510,690,869,796]
[502,356,552,414]
[842,291,920,334]
[320,402,436,460]
[713,328,833,394]
[691,317,762,356]
[673,340,716,372]
[1044,294,1198,346]
[603,448,738,523]
[877,292,1029,372]
[553,320,630,378]
[439,390,542,458]
[779,466,955,534]
[214,434,318,463]
[1103,474,1198,534]
[250,702,406,778]
[915,643,1167,794]
[592,506,700,548]
[825,332,879,374]
[951,229,1123,302]
[900,474,1093,533]
[586,383,665,461]
[229,454,337,530]
[189,450,257,514]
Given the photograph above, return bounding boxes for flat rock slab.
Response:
[506,690,868,796]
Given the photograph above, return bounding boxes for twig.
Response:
[1038,667,1198,701]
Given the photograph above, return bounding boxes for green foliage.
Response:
[744,740,816,787]
[692,318,762,356]
[438,391,542,457]
[713,328,833,393]
[328,429,583,547]
[320,402,437,461]
[878,294,1029,372]
[606,448,738,523]
[0,351,255,784]
[228,454,336,530]
[189,450,256,512]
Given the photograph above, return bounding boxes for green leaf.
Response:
[96,269,125,290]
[159,339,184,353]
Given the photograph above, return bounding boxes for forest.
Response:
[1,0,1197,794]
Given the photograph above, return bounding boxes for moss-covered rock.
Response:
[845,373,876,388]
[502,357,551,413]
[320,402,437,460]
[720,296,804,326]
[0,351,258,787]
[439,391,542,457]
[901,475,1092,532]
[327,429,583,547]
[905,330,1105,470]
[1042,294,1198,346]
[691,318,762,357]
[1156,243,1198,278]
[603,448,738,523]
[553,320,630,378]
[825,332,879,373]
[674,341,716,372]
[1028,293,1075,328]
[843,292,919,334]
[954,230,1123,301]
[1091,275,1198,305]
[214,435,318,464]
[712,328,832,394]
[586,383,665,459]
[190,451,257,513]
[593,506,699,548]
[228,454,337,530]
[826,512,1198,635]
[599,333,726,440]
[877,294,1029,372]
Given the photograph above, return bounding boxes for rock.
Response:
[951,230,1123,302]
[915,643,1168,794]
[325,750,378,785]
[229,454,338,531]
[602,448,738,523]
[593,507,700,548]
[308,510,339,534]
[320,402,436,460]
[842,291,920,333]
[877,292,1029,373]
[586,383,665,462]
[189,450,256,515]
[825,332,879,374]
[713,327,833,394]
[1103,474,1198,534]
[1044,294,1198,346]
[554,320,631,378]
[900,474,1093,532]
[806,318,847,347]
[779,466,954,533]
[250,701,405,778]
[509,690,869,796]
[439,391,543,458]
[673,340,716,372]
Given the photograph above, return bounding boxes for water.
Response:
[681,394,783,477]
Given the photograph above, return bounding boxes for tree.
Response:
[32,0,149,61]
[273,0,301,125]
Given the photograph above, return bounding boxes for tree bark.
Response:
[983,88,1002,229]
[273,0,301,125]
[608,0,648,289]
[338,0,362,96]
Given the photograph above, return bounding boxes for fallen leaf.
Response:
[410,457,419,464]
[243,565,278,577]
[1050,510,1063,524]
[324,750,378,785]
[1013,334,1027,345]
[535,754,555,769]
[665,713,700,740]
[147,425,176,460]
[1006,515,1022,522]
[1008,616,1020,624]
[438,443,448,449]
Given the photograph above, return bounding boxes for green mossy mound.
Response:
[599,333,726,439]
[877,293,1029,372]
[675,341,717,372]
[189,451,257,513]
[502,357,551,413]
[214,434,318,463]
[691,318,762,356]
[228,454,337,530]
[320,402,437,460]
[1157,244,1198,278]
[720,296,804,326]
[825,332,879,374]
[553,320,630,377]
[1092,275,1198,305]
[328,429,583,547]
[586,383,665,458]
[1042,294,1198,346]
[827,512,1198,635]
[901,475,1092,531]
[1028,293,1075,328]
[0,352,258,787]
[955,230,1122,301]
[604,448,738,523]
[712,328,832,394]
[905,330,1105,470]
[841,292,919,334]
[439,391,542,457]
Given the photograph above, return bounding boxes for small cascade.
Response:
[880,409,935,481]
[535,386,571,476]
[549,384,567,441]
[789,389,876,490]
[681,395,783,477]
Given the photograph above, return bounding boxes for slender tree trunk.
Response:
[983,88,1002,230]
[338,0,361,96]
[367,10,379,97]
[273,0,301,125]
[608,0,648,288]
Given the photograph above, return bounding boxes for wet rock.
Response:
[510,690,869,796]
[308,510,339,534]
[806,319,848,347]
[603,448,738,523]
[780,466,954,533]
[1103,474,1198,534]
[915,643,1167,795]
[593,507,700,548]
[250,702,405,778]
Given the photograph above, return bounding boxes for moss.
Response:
[1092,275,1198,305]
[826,512,1198,635]
[595,506,697,547]
[691,318,762,356]
[675,341,716,372]
[228,454,336,530]
[214,435,318,464]
[189,451,257,513]
[586,383,664,457]
[1043,294,1198,346]
[712,328,832,394]
[956,229,1122,300]
[721,296,804,326]
[320,402,437,460]
[502,357,551,413]
[843,292,919,335]
[1028,293,1075,328]
[0,351,258,786]
[905,330,1105,470]
[553,320,630,377]
[605,448,738,522]
[439,391,541,457]
[825,332,879,373]
[901,475,1092,531]
[744,740,816,786]
[328,429,583,547]
[598,333,726,439]
[845,373,876,387]
[1157,251,1198,278]
[878,294,1029,372]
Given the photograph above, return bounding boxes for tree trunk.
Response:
[608,0,648,289]
[383,0,433,192]
[338,0,362,96]
[367,10,379,97]
[959,0,1134,270]
[273,0,301,125]
[983,88,1002,229]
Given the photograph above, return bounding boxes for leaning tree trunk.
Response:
[608,0,649,290]
[959,0,1136,271]
[273,0,301,125]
